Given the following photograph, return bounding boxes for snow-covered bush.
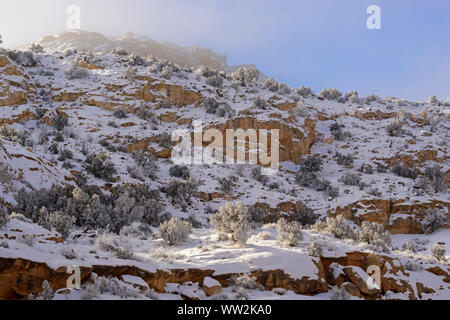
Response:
[276,218,303,246]
[202,97,219,114]
[253,96,268,109]
[386,121,403,137]
[345,91,360,103]
[35,281,54,300]
[365,94,380,103]
[95,232,134,259]
[264,78,280,92]
[29,43,44,54]
[206,75,223,88]
[251,166,268,185]
[330,122,349,141]
[0,126,30,146]
[430,244,446,261]
[422,209,448,235]
[85,152,117,182]
[230,67,259,86]
[159,217,192,246]
[295,170,316,187]
[111,47,128,56]
[0,205,8,229]
[330,287,351,300]
[158,132,172,148]
[211,202,251,246]
[113,108,128,119]
[419,165,447,193]
[82,276,141,299]
[318,88,342,100]
[392,164,418,180]
[161,65,173,79]
[219,175,238,193]
[65,62,89,79]
[162,179,199,207]
[301,156,323,173]
[33,207,75,239]
[291,204,319,227]
[8,50,38,66]
[340,173,361,186]
[128,53,146,66]
[308,241,323,257]
[231,274,263,293]
[335,152,354,166]
[297,86,312,97]
[129,151,158,180]
[169,165,190,180]
[358,221,392,252]
[312,216,357,240]
[428,95,440,106]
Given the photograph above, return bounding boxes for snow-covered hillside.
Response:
[0,39,448,300]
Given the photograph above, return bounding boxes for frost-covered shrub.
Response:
[428,95,440,106]
[219,175,238,193]
[318,88,342,100]
[420,165,446,193]
[35,281,54,300]
[230,67,259,86]
[291,204,319,227]
[358,221,392,252]
[340,173,361,186]
[365,94,380,103]
[0,205,8,229]
[215,104,235,118]
[95,233,134,260]
[253,96,267,109]
[345,91,360,103]
[367,187,382,197]
[111,47,128,56]
[211,202,251,246]
[277,218,303,246]
[85,152,117,182]
[159,217,192,246]
[33,207,75,239]
[0,126,30,146]
[206,75,223,87]
[113,108,128,119]
[128,53,146,66]
[330,122,349,141]
[136,104,152,120]
[125,66,136,78]
[297,86,312,97]
[295,170,316,187]
[386,121,403,137]
[169,165,190,180]
[162,179,199,207]
[430,244,446,261]
[231,274,263,292]
[308,241,323,257]
[248,206,266,225]
[392,164,418,180]
[29,43,44,54]
[65,62,89,79]
[202,97,219,114]
[335,152,354,166]
[158,132,172,148]
[312,216,357,240]
[161,65,173,79]
[301,156,323,173]
[330,287,351,300]
[57,149,73,162]
[264,78,280,92]
[83,276,141,299]
[422,209,448,235]
[130,151,158,180]
[8,50,38,66]
[249,167,267,185]
[404,260,423,272]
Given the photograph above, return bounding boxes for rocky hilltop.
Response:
[0,37,448,300]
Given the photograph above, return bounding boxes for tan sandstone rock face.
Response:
[0,53,30,106]
[0,257,327,300]
[329,199,449,234]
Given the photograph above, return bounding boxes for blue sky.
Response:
[1,0,449,100]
